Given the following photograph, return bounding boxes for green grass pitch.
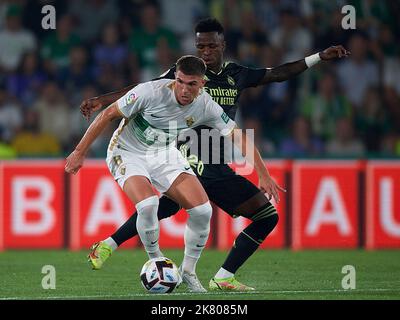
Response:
[0,249,399,300]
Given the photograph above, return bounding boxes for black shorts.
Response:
[198,164,261,216]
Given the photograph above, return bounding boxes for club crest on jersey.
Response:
[126,92,137,105]
[186,116,195,127]
[227,76,235,86]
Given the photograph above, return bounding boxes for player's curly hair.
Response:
[195,18,224,35]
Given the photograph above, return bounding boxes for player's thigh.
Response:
[165,173,209,209]
[123,175,157,204]
[106,149,154,202]
[206,175,269,218]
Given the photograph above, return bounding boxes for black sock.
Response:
[111,196,180,246]
[221,211,278,274]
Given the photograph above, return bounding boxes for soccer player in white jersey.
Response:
[65,55,261,293]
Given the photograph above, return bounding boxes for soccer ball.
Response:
[140,257,181,294]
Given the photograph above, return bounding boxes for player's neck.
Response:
[208,62,224,74]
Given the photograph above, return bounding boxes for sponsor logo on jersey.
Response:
[205,87,237,97]
[204,87,238,106]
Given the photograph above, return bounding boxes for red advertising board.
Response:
[292,161,361,249]
[1,161,64,249]
[69,160,138,250]
[2,159,400,251]
[216,160,288,250]
[366,161,400,249]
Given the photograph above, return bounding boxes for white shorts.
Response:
[106,146,195,194]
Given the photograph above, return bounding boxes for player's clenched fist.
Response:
[319,45,350,60]
[80,97,103,121]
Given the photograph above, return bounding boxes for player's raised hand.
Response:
[65,150,85,175]
[80,97,103,121]
[259,175,286,204]
[319,45,351,60]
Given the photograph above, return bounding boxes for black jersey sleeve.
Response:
[238,65,266,89]
[152,65,176,80]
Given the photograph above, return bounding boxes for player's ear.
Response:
[218,33,225,51]
[198,78,206,88]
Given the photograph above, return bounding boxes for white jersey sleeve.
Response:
[201,95,236,137]
[117,82,153,118]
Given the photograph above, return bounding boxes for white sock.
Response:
[183,202,212,274]
[103,237,118,251]
[182,255,198,274]
[215,267,234,279]
[135,196,163,259]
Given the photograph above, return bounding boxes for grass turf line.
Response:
[0,249,399,300]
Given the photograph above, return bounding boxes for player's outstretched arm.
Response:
[65,102,122,175]
[231,128,286,203]
[80,84,137,121]
[259,45,350,84]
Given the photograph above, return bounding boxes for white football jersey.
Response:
[109,79,236,152]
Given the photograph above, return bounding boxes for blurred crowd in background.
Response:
[0,0,399,159]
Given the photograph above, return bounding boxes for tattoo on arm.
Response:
[260,59,308,84]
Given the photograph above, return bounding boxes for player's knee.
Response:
[266,213,279,230]
[186,201,212,229]
[188,201,212,217]
[244,203,279,243]
[247,212,278,244]
[136,196,159,219]
[249,202,278,222]
[136,195,159,210]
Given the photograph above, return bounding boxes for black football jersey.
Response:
[158,62,266,169]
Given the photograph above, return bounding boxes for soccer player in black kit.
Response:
[81,18,349,291]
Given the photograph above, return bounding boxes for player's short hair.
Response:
[195,18,224,35]
[176,55,206,76]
